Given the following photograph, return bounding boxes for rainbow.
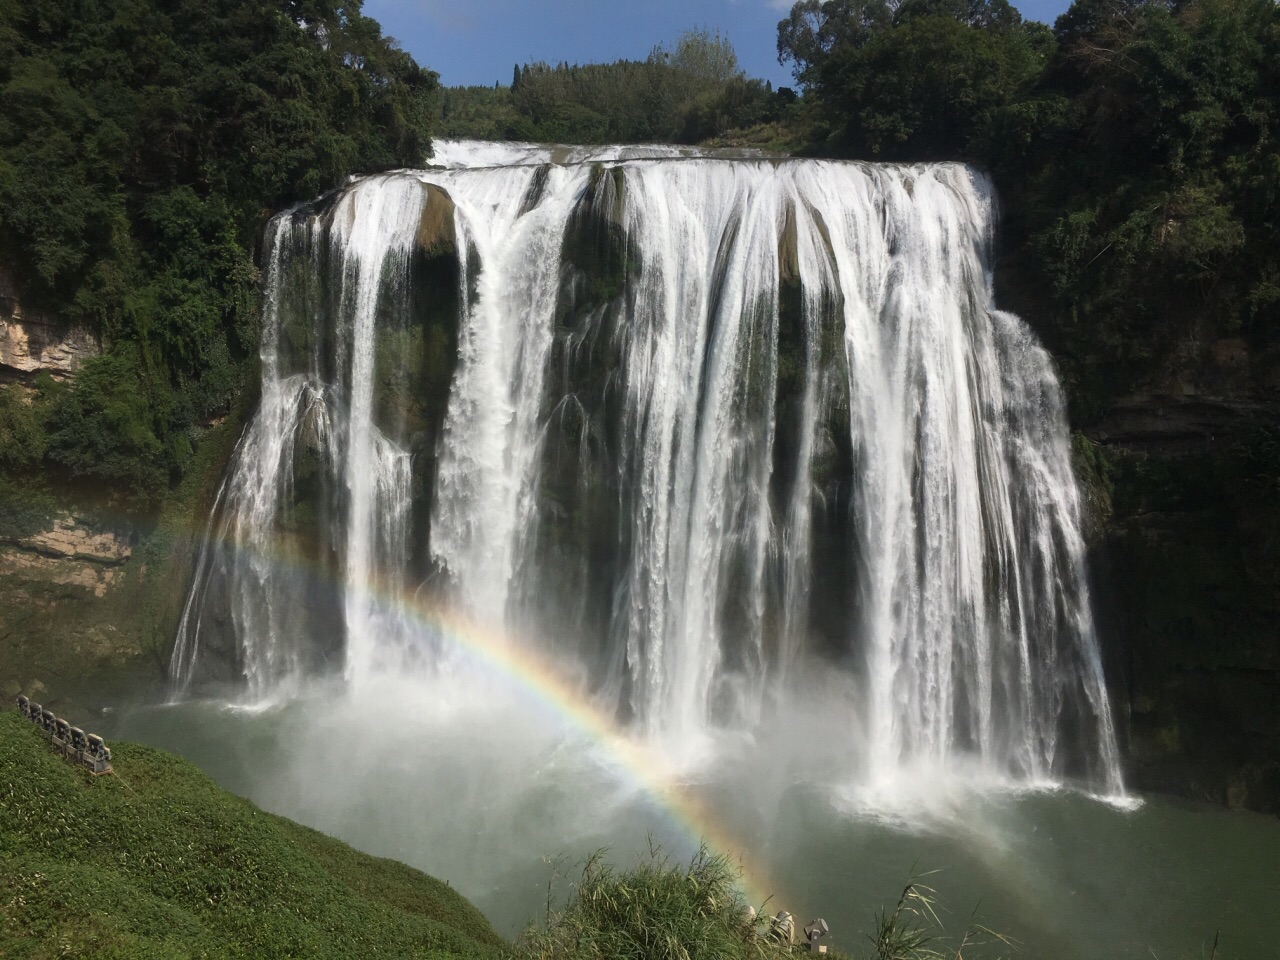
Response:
[400,600,782,910]
[173,531,785,912]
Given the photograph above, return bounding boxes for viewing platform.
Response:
[14,694,112,775]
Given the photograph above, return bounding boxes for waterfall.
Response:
[170,141,1124,795]
[171,175,425,694]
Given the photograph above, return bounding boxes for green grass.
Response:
[514,850,1023,960]
[0,710,506,959]
[516,846,781,960]
[0,709,1023,960]
[514,846,871,960]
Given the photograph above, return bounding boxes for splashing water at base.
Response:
[101,677,1280,959]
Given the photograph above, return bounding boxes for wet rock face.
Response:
[0,511,149,711]
[1078,347,1280,813]
[0,547,123,599]
[998,238,1280,811]
[0,516,132,599]
[0,269,99,379]
[1097,488,1280,813]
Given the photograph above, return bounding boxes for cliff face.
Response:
[0,422,246,718]
[1076,340,1280,812]
[0,514,153,702]
[0,494,229,715]
[0,271,140,708]
[0,249,253,714]
[0,267,99,380]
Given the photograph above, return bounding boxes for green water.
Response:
[100,686,1279,959]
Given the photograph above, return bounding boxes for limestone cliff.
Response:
[1,515,131,597]
[0,511,156,709]
[0,413,245,715]
[0,268,99,379]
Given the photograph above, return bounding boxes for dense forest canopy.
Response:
[777,0,1047,160]
[436,27,795,145]
[0,0,434,500]
[991,0,1279,418]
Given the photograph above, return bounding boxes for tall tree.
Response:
[777,0,1047,158]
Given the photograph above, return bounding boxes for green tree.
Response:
[777,0,895,86]
[652,25,743,86]
[777,0,1048,158]
[0,0,437,503]
[982,0,1280,414]
[440,27,782,145]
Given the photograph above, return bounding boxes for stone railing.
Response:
[14,695,112,775]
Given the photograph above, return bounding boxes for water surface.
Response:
[100,681,1277,959]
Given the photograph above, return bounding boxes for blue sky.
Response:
[362,0,1075,89]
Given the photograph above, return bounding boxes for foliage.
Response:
[776,0,1049,158]
[513,852,1018,960]
[653,27,743,87]
[1071,430,1116,535]
[863,877,1010,960]
[43,352,171,497]
[0,0,435,504]
[0,475,57,540]
[514,846,783,960]
[983,0,1280,416]
[0,381,48,471]
[0,710,504,958]
[436,29,796,145]
[1239,420,1280,495]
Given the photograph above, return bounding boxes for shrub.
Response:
[516,846,775,960]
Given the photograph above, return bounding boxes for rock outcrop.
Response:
[0,268,99,379]
[0,363,253,712]
[22,517,132,565]
[0,515,132,599]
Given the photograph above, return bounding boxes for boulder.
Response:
[418,183,457,256]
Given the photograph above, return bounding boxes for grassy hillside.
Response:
[0,709,506,959]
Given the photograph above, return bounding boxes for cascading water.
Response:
[172,175,426,694]
[170,141,1124,797]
